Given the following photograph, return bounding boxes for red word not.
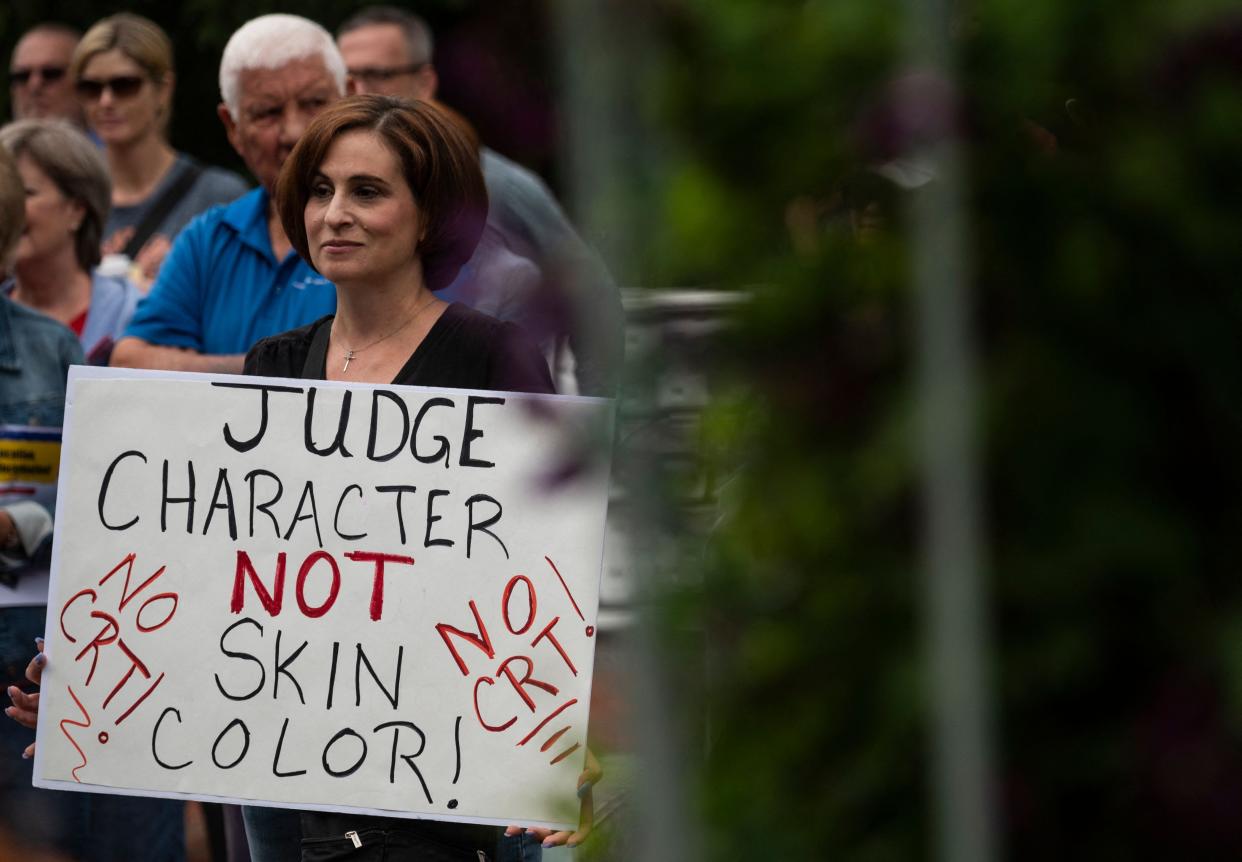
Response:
[230,549,414,621]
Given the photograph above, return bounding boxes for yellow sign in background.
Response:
[0,438,61,485]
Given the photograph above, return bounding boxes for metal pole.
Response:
[549,2,698,860]
[907,1,999,860]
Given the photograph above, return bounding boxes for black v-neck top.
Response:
[244,302,555,394]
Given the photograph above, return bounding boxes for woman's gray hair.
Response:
[219,14,347,120]
[0,119,111,271]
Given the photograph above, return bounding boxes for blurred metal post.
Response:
[550,2,699,861]
[906,2,999,862]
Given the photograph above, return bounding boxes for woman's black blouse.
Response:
[244,302,555,395]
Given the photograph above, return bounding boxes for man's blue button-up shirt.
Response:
[124,187,337,355]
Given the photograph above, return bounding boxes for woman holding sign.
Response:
[260,93,602,862]
[8,93,600,862]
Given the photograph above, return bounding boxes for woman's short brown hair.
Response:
[276,95,487,292]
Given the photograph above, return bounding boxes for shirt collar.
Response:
[221,186,277,262]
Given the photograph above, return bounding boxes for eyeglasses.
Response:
[75,75,146,101]
[9,66,67,86]
[348,63,426,83]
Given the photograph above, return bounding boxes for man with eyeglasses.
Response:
[7,23,85,125]
[337,6,623,398]
[337,7,436,101]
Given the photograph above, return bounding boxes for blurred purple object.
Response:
[855,70,965,163]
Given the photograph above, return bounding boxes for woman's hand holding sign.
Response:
[4,637,45,759]
[506,747,603,848]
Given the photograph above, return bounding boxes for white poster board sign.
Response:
[34,366,612,830]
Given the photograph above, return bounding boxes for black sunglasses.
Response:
[75,75,146,101]
[9,66,67,86]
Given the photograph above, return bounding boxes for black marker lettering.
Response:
[460,396,504,468]
[411,397,454,466]
[211,718,251,769]
[374,721,431,801]
[322,728,367,777]
[355,644,403,709]
[465,494,508,559]
[274,629,307,705]
[98,450,145,530]
[152,707,192,770]
[375,485,417,544]
[368,389,409,461]
[160,459,195,534]
[424,489,453,548]
[202,468,237,540]
[283,481,323,546]
[245,469,284,539]
[272,717,308,778]
[304,387,353,458]
[326,641,341,710]
[215,383,303,453]
[215,618,265,701]
[333,485,367,541]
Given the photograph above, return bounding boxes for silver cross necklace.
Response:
[336,294,438,373]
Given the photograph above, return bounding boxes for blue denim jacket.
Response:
[0,293,83,426]
[0,300,184,862]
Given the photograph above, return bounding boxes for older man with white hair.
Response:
[110,14,344,373]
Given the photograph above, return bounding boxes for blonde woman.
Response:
[73,14,248,284]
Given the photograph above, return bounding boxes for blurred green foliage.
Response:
[632,0,1242,858]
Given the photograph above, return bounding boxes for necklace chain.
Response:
[336,294,437,373]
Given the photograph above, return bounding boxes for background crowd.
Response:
[1,4,618,862]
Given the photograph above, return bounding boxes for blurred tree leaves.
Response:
[634,0,1242,858]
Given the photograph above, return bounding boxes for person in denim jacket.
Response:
[0,292,81,426]
[0,143,81,587]
[0,289,82,582]
[0,141,186,862]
